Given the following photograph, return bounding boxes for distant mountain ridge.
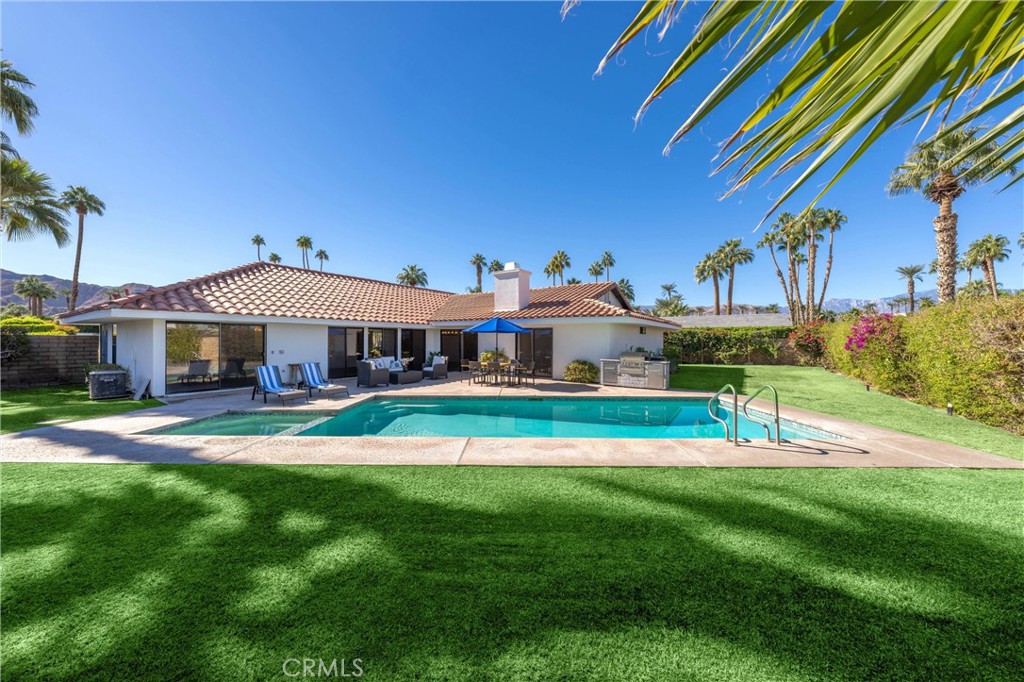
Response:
[0,269,153,316]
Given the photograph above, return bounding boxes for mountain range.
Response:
[1,270,153,316]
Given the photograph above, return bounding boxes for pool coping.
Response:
[0,380,1019,469]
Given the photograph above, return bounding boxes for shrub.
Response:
[787,322,827,364]
[0,316,78,335]
[664,326,793,365]
[903,296,1024,433]
[0,327,30,361]
[479,350,509,364]
[563,359,599,383]
[822,296,1024,434]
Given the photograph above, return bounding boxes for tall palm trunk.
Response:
[726,265,735,315]
[980,258,998,298]
[767,247,794,323]
[712,276,721,315]
[907,279,916,312]
[816,230,835,314]
[787,249,803,323]
[476,266,483,292]
[806,225,817,321]
[69,209,85,310]
[934,195,958,303]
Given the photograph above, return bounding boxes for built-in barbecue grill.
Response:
[600,352,671,390]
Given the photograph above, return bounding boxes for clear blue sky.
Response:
[4,1,1022,304]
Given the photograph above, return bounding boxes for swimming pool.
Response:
[291,397,836,440]
[153,412,322,437]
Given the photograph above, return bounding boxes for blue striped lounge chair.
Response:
[252,365,308,405]
[299,362,349,400]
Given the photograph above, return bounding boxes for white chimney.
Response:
[493,262,531,311]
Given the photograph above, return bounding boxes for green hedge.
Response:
[0,316,79,335]
[821,296,1024,434]
[665,326,793,365]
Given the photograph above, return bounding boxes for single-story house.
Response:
[61,261,677,397]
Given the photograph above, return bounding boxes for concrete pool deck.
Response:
[1,375,1020,468]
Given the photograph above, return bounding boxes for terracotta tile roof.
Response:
[64,262,454,325]
[63,263,676,328]
[430,281,676,326]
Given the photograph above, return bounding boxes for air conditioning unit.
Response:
[88,370,129,400]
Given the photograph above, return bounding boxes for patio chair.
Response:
[252,365,308,405]
[357,360,390,387]
[299,362,349,400]
[183,359,212,384]
[466,360,483,385]
[521,361,537,387]
[222,357,247,380]
[423,356,448,380]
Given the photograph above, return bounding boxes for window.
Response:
[165,322,265,394]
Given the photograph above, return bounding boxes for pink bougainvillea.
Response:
[845,314,900,353]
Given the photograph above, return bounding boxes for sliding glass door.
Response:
[400,329,426,370]
[165,323,265,394]
[328,327,363,379]
[518,328,553,377]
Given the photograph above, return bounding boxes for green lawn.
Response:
[0,386,162,434]
[671,364,1023,460]
[1,465,1020,681]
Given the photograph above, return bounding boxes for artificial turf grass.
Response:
[2,464,1021,681]
[0,386,162,434]
[670,364,1023,461]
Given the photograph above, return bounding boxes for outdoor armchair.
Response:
[423,356,448,380]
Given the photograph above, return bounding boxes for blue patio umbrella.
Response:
[462,316,531,356]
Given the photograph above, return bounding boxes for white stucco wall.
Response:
[266,323,329,384]
[115,319,162,395]
[549,324,612,379]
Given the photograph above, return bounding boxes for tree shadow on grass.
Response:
[2,464,1021,681]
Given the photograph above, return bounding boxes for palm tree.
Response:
[600,251,615,281]
[60,186,105,311]
[58,287,71,311]
[887,128,1007,303]
[542,264,554,286]
[268,253,282,264]
[718,239,754,316]
[14,276,55,317]
[968,234,1012,299]
[296,235,313,268]
[315,249,329,271]
[918,296,936,309]
[652,283,685,317]
[549,250,571,285]
[251,234,265,261]
[487,259,504,275]
[1,59,37,136]
[577,2,1022,219]
[896,265,925,312]
[588,261,604,282]
[1,157,69,246]
[566,277,583,285]
[764,303,780,314]
[616,278,635,303]
[694,253,725,315]
[863,302,878,315]
[815,208,847,314]
[397,264,428,287]
[470,253,486,291]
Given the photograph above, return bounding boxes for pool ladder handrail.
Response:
[742,384,782,445]
[708,384,739,445]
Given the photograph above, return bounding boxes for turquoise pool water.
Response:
[297,398,834,440]
[156,413,317,436]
